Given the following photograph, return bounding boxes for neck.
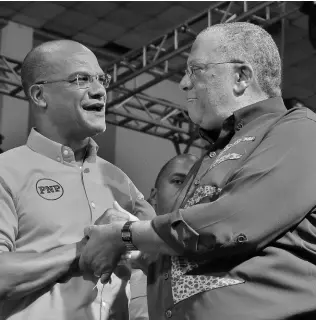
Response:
[35,124,90,164]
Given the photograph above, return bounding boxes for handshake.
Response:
[74,201,141,284]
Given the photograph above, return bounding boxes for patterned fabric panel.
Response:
[171,185,244,304]
[171,255,244,304]
[184,185,221,209]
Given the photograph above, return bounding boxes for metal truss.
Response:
[0,1,301,153]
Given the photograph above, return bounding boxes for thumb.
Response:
[113,201,124,211]
[113,201,139,221]
[84,225,95,238]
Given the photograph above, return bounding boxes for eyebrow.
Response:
[169,173,187,179]
[68,71,105,77]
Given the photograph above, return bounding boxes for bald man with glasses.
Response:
[0,40,155,320]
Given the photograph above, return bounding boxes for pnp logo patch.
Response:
[36,179,64,200]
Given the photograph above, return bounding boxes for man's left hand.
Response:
[79,222,127,284]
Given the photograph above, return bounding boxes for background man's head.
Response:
[148,154,198,215]
[21,40,108,141]
[180,22,282,132]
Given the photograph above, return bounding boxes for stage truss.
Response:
[0,1,300,153]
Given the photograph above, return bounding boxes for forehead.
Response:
[188,32,222,65]
[165,157,196,178]
[49,49,103,76]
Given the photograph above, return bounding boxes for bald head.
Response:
[196,22,282,98]
[21,40,92,98]
[151,153,198,215]
[155,154,198,189]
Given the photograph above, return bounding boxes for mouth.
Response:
[187,98,197,102]
[82,102,105,113]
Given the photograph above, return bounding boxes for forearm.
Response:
[0,244,77,300]
[131,221,179,256]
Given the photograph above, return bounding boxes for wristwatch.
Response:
[121,220,138,251]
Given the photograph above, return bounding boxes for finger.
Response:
[78,255,86,271]
[113,201,139,221]
[113,201,125,212]
[100,273,112,284]
[84,226,94,237]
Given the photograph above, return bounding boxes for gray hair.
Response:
[200,22,282,97]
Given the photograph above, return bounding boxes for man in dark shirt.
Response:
[80,22,316,320]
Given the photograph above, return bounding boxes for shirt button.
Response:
[236,233,247,243]
[63,149,69,156]
[164,273,169,280]
[165,310,172,318]
[57,157,61,162]
[209,151,216,158]
[102,301,107,307]
[194,179,200,186]
[91,202,96,209]
[84,168,90,173]
[236,123,243,131]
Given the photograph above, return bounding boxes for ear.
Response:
[233,63,254,96]
[147,188,157,208]
[28,84,47,109]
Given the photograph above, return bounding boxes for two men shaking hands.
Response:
[79,201,142,284]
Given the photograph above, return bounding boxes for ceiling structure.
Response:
[0,1,311,153]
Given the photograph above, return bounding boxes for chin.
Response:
[83,123,106,138]
[92,125,107,136]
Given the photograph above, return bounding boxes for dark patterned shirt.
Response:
[148,97,316,320]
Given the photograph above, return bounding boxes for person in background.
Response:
[0,39,155,320]
[129,153,198,320]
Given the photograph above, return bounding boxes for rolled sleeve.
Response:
[0,177,17,252]
[152,116,316,260]
[151,210,199,255]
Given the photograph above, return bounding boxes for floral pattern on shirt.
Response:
[171,185,244,304]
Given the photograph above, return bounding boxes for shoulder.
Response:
[96,156,132,184]
[272,107,316,138]
[0,145,31,171]
[0,145,32,191]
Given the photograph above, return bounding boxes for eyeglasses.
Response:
[185,60,243,79]
[35,73,112,89]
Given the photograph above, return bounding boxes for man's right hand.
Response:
[95,201,139,225]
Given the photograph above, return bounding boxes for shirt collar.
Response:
[26,128,99,165]
[199,97,287,144]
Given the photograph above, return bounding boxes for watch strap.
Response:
[121,220,138,251]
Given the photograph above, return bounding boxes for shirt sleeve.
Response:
[128,179,156,221]
[0,176,18,252]
[152,115,316,259]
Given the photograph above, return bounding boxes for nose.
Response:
[88,78,106,100]
[179,73,193,91]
